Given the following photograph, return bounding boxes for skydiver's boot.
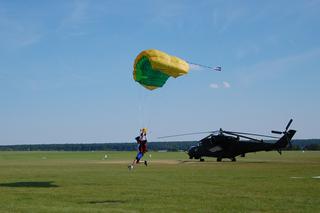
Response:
[144,160,148,166]
[128,164,134,170]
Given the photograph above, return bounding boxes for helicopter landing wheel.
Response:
[200,158,204,162]
[217,158,222,162]
[231,157,236,162]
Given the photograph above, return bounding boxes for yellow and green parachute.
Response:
[133,49,190,90]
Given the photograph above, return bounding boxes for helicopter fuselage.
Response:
[188,130,296,161]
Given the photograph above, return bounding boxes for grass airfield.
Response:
[0,151,319,213]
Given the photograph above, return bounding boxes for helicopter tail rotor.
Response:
[285,119,293,131]
[271,119,293,135]
[272,119,295,148]
[271,130,282,134]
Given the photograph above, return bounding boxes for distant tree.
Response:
[0,140,318,151]
[304,144,320,150]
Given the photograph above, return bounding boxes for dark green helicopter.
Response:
[159,119,296,162]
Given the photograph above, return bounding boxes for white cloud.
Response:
[209,83,219,89]
[0,9,42,48]
[235,43,261,59]
[70,0,89,22]
[210,5,248,33]
[223,81,231,88]
[209,81,231,89]
[58,0,91,37]
[148,1,188,29]
[236,48,320,86]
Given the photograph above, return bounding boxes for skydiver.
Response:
[128,128,148,170]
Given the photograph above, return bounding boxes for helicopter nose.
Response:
[187,146,196,159]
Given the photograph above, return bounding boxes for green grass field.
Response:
[0,151,319,213]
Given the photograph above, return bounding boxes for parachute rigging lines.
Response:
[188,62,222,73]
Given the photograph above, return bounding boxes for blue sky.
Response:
[0,0,319,144]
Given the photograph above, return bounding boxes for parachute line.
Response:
[187,61,221,71]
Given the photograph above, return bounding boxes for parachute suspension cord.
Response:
[136,86,151,131]
[187,61,221,71]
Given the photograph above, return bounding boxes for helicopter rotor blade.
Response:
[271,130,283,134]
[285,119,293,131]
[158,131,219,139]
[223,131,263,142]
[225,131,279,139]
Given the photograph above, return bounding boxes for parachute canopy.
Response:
[133,49,189,90]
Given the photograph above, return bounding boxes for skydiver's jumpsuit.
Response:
[135,134,147,163]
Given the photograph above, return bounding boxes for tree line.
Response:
[0,141,197,151]
[0,139,319,151]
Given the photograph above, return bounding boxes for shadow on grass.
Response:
[0,181,58,188]
[178,160,269,164]
[88,200,126,204]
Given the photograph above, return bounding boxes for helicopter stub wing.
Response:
[209,146,223,153]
